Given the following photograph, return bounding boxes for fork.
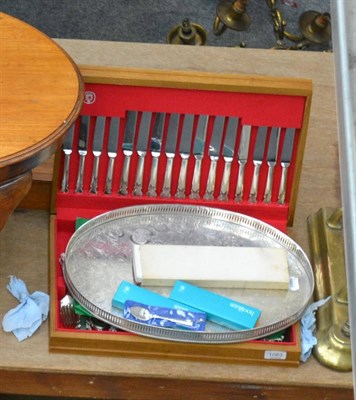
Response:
[60,294,77,328]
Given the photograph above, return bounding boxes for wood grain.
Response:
[3,39,352,399]
[0,172,31,230]
[0,13,83,180]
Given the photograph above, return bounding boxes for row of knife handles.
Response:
[60,111,297,204]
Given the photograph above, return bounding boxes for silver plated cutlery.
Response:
[218,117,239,201]
[161,113,180,198]
[105,117,120,194]
[133,112,152,196]
[147,112,166,197]
[235,125,251,202]
[75,115,90,193]
[90,116,106,194]
[278,128,295,204]
[249,126,268,203]
[119,111,137,195]
[61,123,75,192]
[189,114,209,199]
[204,116,225,200]
[263,127,280,203]
[175,114,195,199]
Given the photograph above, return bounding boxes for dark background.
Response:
[1,0,331,50]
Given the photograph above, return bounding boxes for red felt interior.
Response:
[53,82,307,347]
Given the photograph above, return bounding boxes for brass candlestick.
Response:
[213,0,251,36]
[213,0,331,50]
[299,11,331,44]
[167,18,207,45]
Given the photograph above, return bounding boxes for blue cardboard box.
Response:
[112,280,197,312]
[170,280,261,330]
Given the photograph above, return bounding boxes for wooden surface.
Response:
[0,13,83,180]
[1,40,354,399]
[0,13,83,230]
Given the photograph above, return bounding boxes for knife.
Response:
[175,114,194,199]
[161,113,180,198]
[278,128,295,204]
[61,123,75,192]
[105,117,120,194]
[119,111,137,195]
[204,116,225,200]
[133,112,152,196]
[75,115,90,193]
[90,116,106,194]
[189,114,209,199]
[218,117,239,201]
[235,125,251,202]
[249,126,268,203]
[263,127,280,203]
[147,112,166,197]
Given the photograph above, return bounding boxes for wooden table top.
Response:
[0,13,83,180]
[0,40,354,399]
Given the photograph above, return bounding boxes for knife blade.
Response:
[105,117,120,194]
[147,112,166,197]
[133,112,152,196]
[204,116,225,200]
[61,123,75,192]
[235,125,251,202]
[161,113,180,198]
[175,114,195,199]
[189,114,209,199]
[249,126,268,203]
[75,115,90,193]
[218,116,239,201]
[278,128,295,204]
[263,127,280,203]
[90,116,106,193]
[119,111,138,195]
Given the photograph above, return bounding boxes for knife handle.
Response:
[133,155,145,196]
[161,157,174,198]
[218,159,232,201]
[75,154,86,193]
[147,156,159,197]
[105,157,115,194]
[249,162,262,203]
[175,156,189,199]
[263,164,275,203]
[61,153,71,192]
[204,159,218,200]
[278,163,289,204]
[235,161,246,202]
[190,156,203,200]
[90,156,100,194]
[119,153,131,195]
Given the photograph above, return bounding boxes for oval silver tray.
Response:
[63,204,314,343]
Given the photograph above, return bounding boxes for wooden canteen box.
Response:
[49,66,312,365]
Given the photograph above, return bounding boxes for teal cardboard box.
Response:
[170,280,261,330]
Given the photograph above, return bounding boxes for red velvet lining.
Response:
[53,81,307,347]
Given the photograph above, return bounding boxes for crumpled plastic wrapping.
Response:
[2,276,49,341]
[124,300,206,331]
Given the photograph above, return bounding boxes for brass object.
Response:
[299,11,331,44]
[167,19,207,45]
[213,0,331,50]
[266,0,304,45]
[307,208,352,371]
[213,0,251,36]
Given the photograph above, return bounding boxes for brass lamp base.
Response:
[307,208,352,371]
